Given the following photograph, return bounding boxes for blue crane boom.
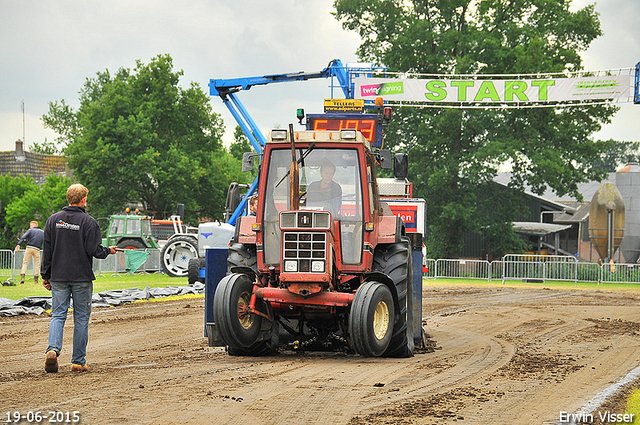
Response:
[209,59,383,224]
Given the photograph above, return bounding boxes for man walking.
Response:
[41,184,116,373]
[15,221,44,284]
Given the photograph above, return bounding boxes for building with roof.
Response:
[484,165,640,263]
[0,140,70,184]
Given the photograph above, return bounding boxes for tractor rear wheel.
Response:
[349,281,394,357]
[372,237,414,357]
[213,273,277,356]
[117,239,145,250]
[227,243,258,276]
[160,236,198,277]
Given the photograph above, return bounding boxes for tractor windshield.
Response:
[263,147,364,265]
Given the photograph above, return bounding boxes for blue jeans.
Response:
[46,281,93,366]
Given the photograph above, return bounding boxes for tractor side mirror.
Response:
[379,149,392,170]
[242,152,254,172]
[394,153,408,179]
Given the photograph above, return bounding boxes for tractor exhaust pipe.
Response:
[288,123,300,211]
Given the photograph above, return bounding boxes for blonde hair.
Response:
[30,220,38,227]
[67,184,89,205]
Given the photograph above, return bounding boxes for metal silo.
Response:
[589,183,625,262]
[617,163,640,263]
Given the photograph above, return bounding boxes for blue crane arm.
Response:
[209,59,352,99]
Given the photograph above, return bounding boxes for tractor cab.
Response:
[254,129,393,283]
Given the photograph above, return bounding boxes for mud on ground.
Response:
[2,284,640,424]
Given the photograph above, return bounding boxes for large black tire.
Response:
[116,240,146,270]
[117,239,146,250]
[187,258,203,285]
[349,281,394,357]
[161,236,198,277]
[372,237,415,357]
[227,243,258,276]
[213,273,277,356]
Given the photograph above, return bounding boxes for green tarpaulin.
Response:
[123,249,150,273]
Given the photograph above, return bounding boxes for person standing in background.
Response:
[15,220,44,284]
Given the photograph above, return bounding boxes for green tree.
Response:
[592,139,640,172]
[30,139,60,155]
[229,125,252,161]
[334,0,616,258]
[43,54,245,223]
[0,173,72,249]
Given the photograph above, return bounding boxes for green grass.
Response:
[624,389,640,424]
[6,275,640,301]
[1,273,191,300]
[423,278,640,293]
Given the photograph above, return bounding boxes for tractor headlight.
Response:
[284,260,298,272]
[271,129,288,140]
[340,129,357,139]
[311,260,325,273]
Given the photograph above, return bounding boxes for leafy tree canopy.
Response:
[334,0,617,258]
[0,173,72,249]
[229,125,252,161]
[42,54,247,223]
[592,139,640,173]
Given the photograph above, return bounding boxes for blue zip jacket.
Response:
[17,227,44,249]
[41,206,110,282]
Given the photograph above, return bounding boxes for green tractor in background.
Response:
[101,211,160,250]
[101,206,201,278]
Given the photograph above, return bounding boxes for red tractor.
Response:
[212,126,420,357]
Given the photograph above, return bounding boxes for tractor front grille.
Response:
[283,232,326,273]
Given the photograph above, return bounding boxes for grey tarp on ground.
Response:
[0,296,51,317]
[0,282,204,317]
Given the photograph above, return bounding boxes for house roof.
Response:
[513,222,573,236]
[0,142,69,184]
[494,172,617,204]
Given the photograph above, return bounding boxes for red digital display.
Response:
[312,118,377,143]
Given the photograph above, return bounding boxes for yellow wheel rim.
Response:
[237,291,254,330]
[373,300,390,340]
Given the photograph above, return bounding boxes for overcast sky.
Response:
[1,0,638,154]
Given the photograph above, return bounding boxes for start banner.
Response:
[355,75,631,104]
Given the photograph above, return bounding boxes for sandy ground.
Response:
[2,283,640,425]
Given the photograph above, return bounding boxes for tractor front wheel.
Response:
[213,273,277,356]
[349,281,394,357]
[372,237,414,357]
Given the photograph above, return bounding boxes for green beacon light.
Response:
[296,108,305,125]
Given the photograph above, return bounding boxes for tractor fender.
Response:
[363,271,399,313]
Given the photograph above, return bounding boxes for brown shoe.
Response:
[45,351,58,373]
[34,276,39,284]
[71,364,88,372]
[20,274,25,284]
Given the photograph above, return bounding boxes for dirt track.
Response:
[2,283,640,424]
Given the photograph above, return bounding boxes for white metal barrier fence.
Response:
[2,249,163,283]
[3,247,640,285]
[424,255,640,285]
[502,254,578,285]
[1,249,15,284]
[93,249,162,277]
[423,259,436,279]
[435,259,494,281]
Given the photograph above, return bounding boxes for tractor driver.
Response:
[306,160,342,216]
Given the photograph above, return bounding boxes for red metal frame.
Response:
[255,287,354,308]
